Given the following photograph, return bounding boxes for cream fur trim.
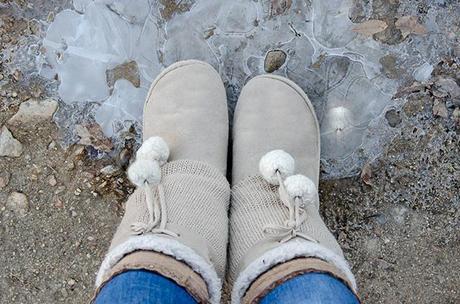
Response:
[96,235,221,304]
[231,239,357,304]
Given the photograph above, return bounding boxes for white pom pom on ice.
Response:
[127,159,161,187]
[284,174,317,203]
[259,150,295,185]
[136,136,170,166]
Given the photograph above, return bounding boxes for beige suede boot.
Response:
[95,60,229,304]
[228,75,357,303]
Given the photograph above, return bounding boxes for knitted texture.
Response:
[227,175,344,284]
[108,159,230,278]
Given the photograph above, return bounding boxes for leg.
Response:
[95,270,197,304]
[228,75,358,303]
[94,60,230,304]
[261,273,359,304]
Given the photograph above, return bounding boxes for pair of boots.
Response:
[94,60,357,303]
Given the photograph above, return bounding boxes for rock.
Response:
[106,61,140,93]
[48,141,57,150]
[53,197,64,208]
[6,192,29,216]
[0,172,10,189]
[379,55,401,79]
[385,109,402,127]
[434,77,460,99]
[100,165,120,176]
[7,98,58,126]
[452,108,460,125]
[413,63,433,82]
[0,126,23,157]
[360,163,373,186]
[48,175,57,186]
[269,0,292,17]
[75,124,113,152]
[264,50,287,73]
[432,99,448,118]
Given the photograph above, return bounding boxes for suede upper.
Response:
[232,75,320,185]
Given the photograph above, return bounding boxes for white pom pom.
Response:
[136,136,169,166]
[127,159,161,187]
[259,150,295,185]
[284,174,317,203]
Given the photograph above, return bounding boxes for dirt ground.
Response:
[1,1,459,304]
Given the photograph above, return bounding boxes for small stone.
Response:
[6,192,29,216]
[385,109,402,127]
[100,165,120,176]
[360,163,373,186]
[106,61,140,93]
[48,175,57,186]
[432,99,448,118]
[71,210,78,217]
[55,185,66,194]
[379,55,401,79]
[413,63,433,82]
[434,77,460,99]
[65,161,75,171]
[7,98,58,126]
[0,126,23,157]
[74,188,82,196]
[75,124,113,152]
[452,108,460,125]
[54,197,64,208]
[0,172,10,189]
[48,141,57,150]
[67,279,76,287]
[264,50,287,73]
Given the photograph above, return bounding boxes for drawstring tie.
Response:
[127,136,177,237]
[259,150,319,244]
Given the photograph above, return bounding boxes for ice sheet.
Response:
[19,0,455,178]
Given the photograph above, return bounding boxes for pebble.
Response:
[48,175,57,186]
[0,172,10,189]
[48,141,57,150]
[100,165,120,176]
[67,279,76,287]
[6,192,29,216]
[452,108,460,125]
[385,109,402,127]
[7,98,58,126]
[55,185,66,194]
[432,99,448,118]
[54,197,64,208]
[264,50,287,73]
[0,126,23,157]
[65,161,75,171]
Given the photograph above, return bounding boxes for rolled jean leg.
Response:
[260,272,359,304]
[94,269,197,304]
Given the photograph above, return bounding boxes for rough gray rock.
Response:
[8,98,58,126]
[6,192,29,216]
[0,126,23,157]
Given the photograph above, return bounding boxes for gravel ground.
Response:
[1,1,459,303]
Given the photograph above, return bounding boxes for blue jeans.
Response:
[95,270,359,304]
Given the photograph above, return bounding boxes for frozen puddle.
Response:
[28,0,449,177]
